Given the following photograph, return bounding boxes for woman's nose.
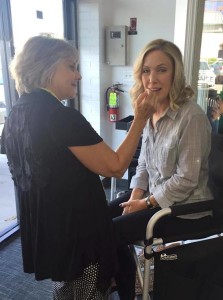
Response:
[148,72,157,83]
[76,71,82,80]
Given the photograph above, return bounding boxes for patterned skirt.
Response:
[52,263,110,300]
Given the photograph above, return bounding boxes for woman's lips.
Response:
[149,88,161,92]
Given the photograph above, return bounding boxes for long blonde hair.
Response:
[130,39,194,110]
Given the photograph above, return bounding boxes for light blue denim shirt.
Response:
[130,99,213,219]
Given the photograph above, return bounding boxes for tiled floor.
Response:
[0,232,145,300]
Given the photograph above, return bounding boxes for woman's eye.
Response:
[158,68,167,73]
[142,69,149,74]
[69,65,75,71]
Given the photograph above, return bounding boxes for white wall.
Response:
[10,0,64,51]
[174,0,188,55]
[77,0,188,177]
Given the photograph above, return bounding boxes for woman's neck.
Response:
[151,101,170,127]
[41,87,60,101]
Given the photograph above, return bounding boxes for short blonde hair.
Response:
[130,39,194,110]
[10,34,79,94]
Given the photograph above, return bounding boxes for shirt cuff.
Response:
[130,176,148,191]
[152,185,174,208]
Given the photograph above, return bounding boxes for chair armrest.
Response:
[169,199,214,217]
[133,200,217,249]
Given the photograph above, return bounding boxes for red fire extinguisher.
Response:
[106,84,124,122]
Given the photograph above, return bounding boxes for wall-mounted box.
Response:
[105,25,127,66]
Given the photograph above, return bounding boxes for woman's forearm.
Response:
[130,188,145,200]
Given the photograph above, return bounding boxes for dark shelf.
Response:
[115,115,134,131]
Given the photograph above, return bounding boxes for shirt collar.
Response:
[165,107,179,120]
[41,88,59,100]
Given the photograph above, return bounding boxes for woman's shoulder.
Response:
[51,104,87,125]
[180,99,206,116]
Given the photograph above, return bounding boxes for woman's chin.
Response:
[65,93,77,100]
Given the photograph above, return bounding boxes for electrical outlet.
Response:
[123,70,133,83]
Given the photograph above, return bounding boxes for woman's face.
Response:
[141,49,174,106]
[47,58,81,100]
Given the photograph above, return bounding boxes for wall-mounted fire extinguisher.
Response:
[106,83,124,122]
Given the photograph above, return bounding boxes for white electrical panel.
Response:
[105,25,127,66]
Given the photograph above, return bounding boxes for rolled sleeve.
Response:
[130,168,149,191]
[130,132,149,191]
[152,184,171,207]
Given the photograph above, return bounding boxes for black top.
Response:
[1,89,117,290]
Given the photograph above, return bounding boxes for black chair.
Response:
[131,133,223,300]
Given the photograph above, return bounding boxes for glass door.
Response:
[0,56,18,239]
[199,0,223,132]
[0,0,66,241]
[0,0,18,240]
[0,61,6,135]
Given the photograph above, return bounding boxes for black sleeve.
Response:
[0,125,6,154]
[47,106,103,147]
